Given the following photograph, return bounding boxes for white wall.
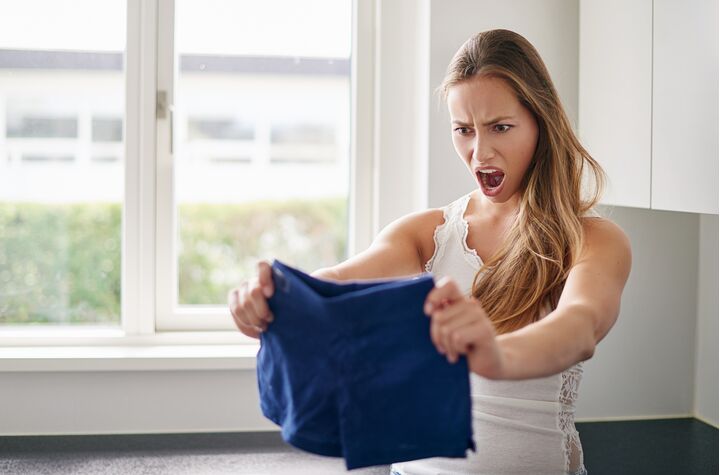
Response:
[576,206,700,420]
[373,0,430,229]
[1,370,272,435]
[694,214,719,426]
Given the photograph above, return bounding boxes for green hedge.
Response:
[177,198,348,305]
[0,198,347,325]
[0,203,121,325]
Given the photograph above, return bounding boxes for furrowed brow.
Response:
[481,116,514,126]
[452,116,515,127]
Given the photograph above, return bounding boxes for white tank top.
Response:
[391,193,600,475]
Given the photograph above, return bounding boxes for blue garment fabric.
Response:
[257,259,476,470]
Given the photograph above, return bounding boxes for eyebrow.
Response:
[452,116,514,127]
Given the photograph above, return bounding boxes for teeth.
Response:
[479,169,502,174]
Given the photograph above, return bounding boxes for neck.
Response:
[472,189,521,222]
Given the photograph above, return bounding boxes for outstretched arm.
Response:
[311,209,440,282]
[426,218,632,380]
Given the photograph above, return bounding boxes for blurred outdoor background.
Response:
[0,0,352,325]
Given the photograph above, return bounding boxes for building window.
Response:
[7,115,78,139]
[92,117,123,142]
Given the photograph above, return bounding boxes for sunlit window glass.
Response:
[175,0,352,306]
[0,0,126,326]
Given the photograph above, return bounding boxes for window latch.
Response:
[156,90,169,119]
[156,90,174,153]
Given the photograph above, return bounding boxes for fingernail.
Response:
[263,287,272,298]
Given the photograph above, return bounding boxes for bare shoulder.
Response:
[378,206,444,255]
[393,207,446,237]
[395,207,447,266]
[580,217,632,266]
[386,206,445,231]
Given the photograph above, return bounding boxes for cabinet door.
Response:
[579,0,653,208]
[652,0,719,214]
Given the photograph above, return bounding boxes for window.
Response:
[0,0,126,327]
[158,0,353,329]
[0,0,365,336]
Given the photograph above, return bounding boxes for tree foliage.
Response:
[0,198,347,324]
[177,198,347,305]
[0,203,121,325]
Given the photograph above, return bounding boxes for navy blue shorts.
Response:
[257,260,475,470]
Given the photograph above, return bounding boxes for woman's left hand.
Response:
[424,276,506,379]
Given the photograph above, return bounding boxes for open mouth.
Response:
[477,170,505,191]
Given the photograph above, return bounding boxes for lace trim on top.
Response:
[425,194,480,272]
[559,362,585,473]
[457,196,484,269]
[426,194,601,274]
[424,205,450,273]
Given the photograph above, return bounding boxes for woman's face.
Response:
[447,75,539,205]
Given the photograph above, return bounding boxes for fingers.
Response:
[451,322,489,352]
[227,265,275,338]
[427,297,490,364]
[228,283,260,330]
[232,311,263,339]
[424,276,463,315]
[247,282,274,326]
[257,261,275,298]
[436,311,479,359]
[228,284,261,338]
[429,301,468,354]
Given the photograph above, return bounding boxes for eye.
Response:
[494,124,512,133]
[453,126,472,135]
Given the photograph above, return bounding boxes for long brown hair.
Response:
[437,29,606,335]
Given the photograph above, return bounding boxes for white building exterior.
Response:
[0,50,351,204]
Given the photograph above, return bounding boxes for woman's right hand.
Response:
[227,261,275,339]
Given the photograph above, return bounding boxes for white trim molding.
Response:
[123,0,159,337]
[373,0,431,231]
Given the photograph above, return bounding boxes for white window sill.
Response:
[0,329,260,372]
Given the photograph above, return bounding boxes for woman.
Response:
[228,29,632,475]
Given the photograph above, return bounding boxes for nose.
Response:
[471,134,493,163]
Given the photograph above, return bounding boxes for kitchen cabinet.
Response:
[651,0,718,214]
[579,0,718,214]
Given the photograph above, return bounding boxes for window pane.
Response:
[0,0,126,326]
[7,115,78,139]
[175,0,352,306]
[187,117,254,141]
[92,117,123,142]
